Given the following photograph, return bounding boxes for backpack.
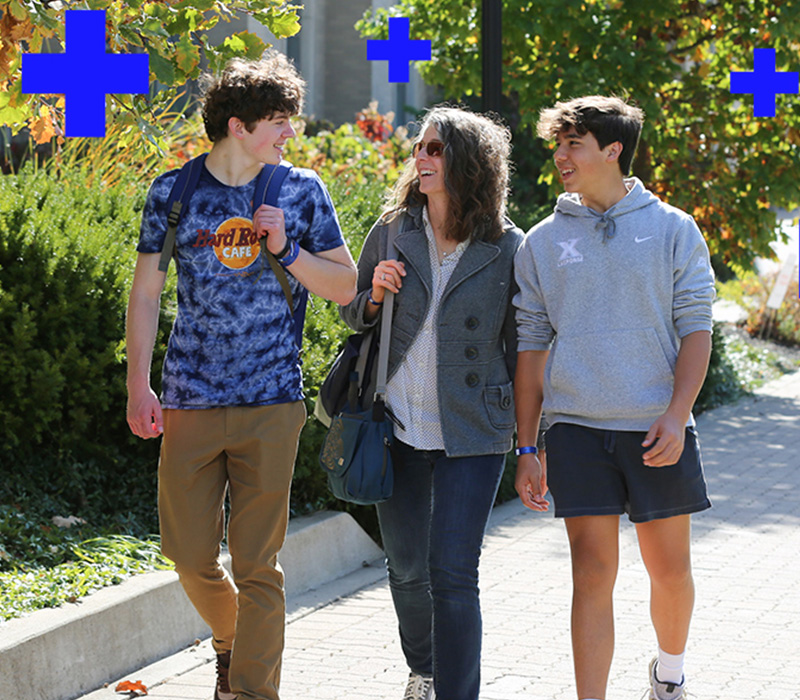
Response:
[156,153,307,350]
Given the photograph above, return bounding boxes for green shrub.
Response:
[694,323,747,413]
[0,165,172,531]
[291,178,385,531]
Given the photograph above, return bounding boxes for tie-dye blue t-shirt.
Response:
[138,163,344,409]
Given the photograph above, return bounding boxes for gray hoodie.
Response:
[514,177,715,431]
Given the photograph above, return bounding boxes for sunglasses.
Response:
[412,139,445,158]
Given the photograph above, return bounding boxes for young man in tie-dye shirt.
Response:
[126,51,356,700]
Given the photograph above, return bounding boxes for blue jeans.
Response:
[376,439,505,700]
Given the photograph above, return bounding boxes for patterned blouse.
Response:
[387,206,469,450]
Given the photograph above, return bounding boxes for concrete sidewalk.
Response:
[78,370,800,700]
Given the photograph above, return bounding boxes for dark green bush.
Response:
[0,165,170,533]
[291,179,385,536]
[694,323,746,414]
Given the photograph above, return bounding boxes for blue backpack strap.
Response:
[251,161,307,350]
[253,159,292,210]
[158,153,208,272]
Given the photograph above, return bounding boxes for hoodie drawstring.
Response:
[596,213,617,243]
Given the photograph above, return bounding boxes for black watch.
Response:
[275,240,292,260]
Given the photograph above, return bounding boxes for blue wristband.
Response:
[368,291,383,306]
[279,239,300,267]
[515,445,538,456]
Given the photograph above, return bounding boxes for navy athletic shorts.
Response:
[546,422,712,523]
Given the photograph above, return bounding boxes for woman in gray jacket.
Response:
[340,105,523,700]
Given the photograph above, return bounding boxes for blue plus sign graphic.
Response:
[22,10,149,137]
[367,17,431,83]
[730,48,799,118]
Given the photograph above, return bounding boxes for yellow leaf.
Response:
[29,110,57,145]
[175,33,199,75]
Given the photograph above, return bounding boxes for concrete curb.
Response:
[0,510,384,700]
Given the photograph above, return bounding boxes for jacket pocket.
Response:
[483,381,516,430]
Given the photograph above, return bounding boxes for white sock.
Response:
[656,647,685,685]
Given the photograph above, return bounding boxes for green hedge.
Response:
[0,165,166,541]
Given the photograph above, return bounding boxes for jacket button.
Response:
[465,346,478,360]
[501,396,511,409]
[465,316,479,330]
[465,373,479,387]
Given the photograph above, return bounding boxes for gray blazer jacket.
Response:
[340,206,524,457]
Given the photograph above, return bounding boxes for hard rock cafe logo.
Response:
[192,217,260,270]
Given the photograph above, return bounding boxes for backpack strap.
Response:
[252,160,307,351]
[253,160,294,310]
[158,153,208,273]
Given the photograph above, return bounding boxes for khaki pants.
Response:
[158,402,306,700]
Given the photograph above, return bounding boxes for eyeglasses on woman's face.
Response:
[412,139,445,158]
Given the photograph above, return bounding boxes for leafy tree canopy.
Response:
[0,0,300,156]
[358,0,800,268]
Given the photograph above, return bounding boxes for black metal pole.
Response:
[482,0,502,114]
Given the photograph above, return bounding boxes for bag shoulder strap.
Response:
[158,153,208,272]
[373,215,401,414]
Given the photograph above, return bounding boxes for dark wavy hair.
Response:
[200,50,305,143]
[384,105,512,243]
[537,95,644,176]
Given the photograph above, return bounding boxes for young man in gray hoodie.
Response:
[513,96,715,700]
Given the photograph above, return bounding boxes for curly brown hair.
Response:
[200,50,305,143]
[537,95,644,176]
[384,105,513,243]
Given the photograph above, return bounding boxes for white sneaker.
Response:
[402,672,434,700]
[646,657,688,700]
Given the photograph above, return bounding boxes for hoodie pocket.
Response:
[548,328,675,419]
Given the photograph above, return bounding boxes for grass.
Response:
[0,535,171,622]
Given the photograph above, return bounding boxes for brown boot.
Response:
[214,651,237,700]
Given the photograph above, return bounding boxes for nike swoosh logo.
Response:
[634,235,654,243]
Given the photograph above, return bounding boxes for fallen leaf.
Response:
[114,680,148,696]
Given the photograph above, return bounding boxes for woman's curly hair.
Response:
[201,50,305,143]
[384,105,513,243]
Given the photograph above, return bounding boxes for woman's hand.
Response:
[370,259,406,304]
